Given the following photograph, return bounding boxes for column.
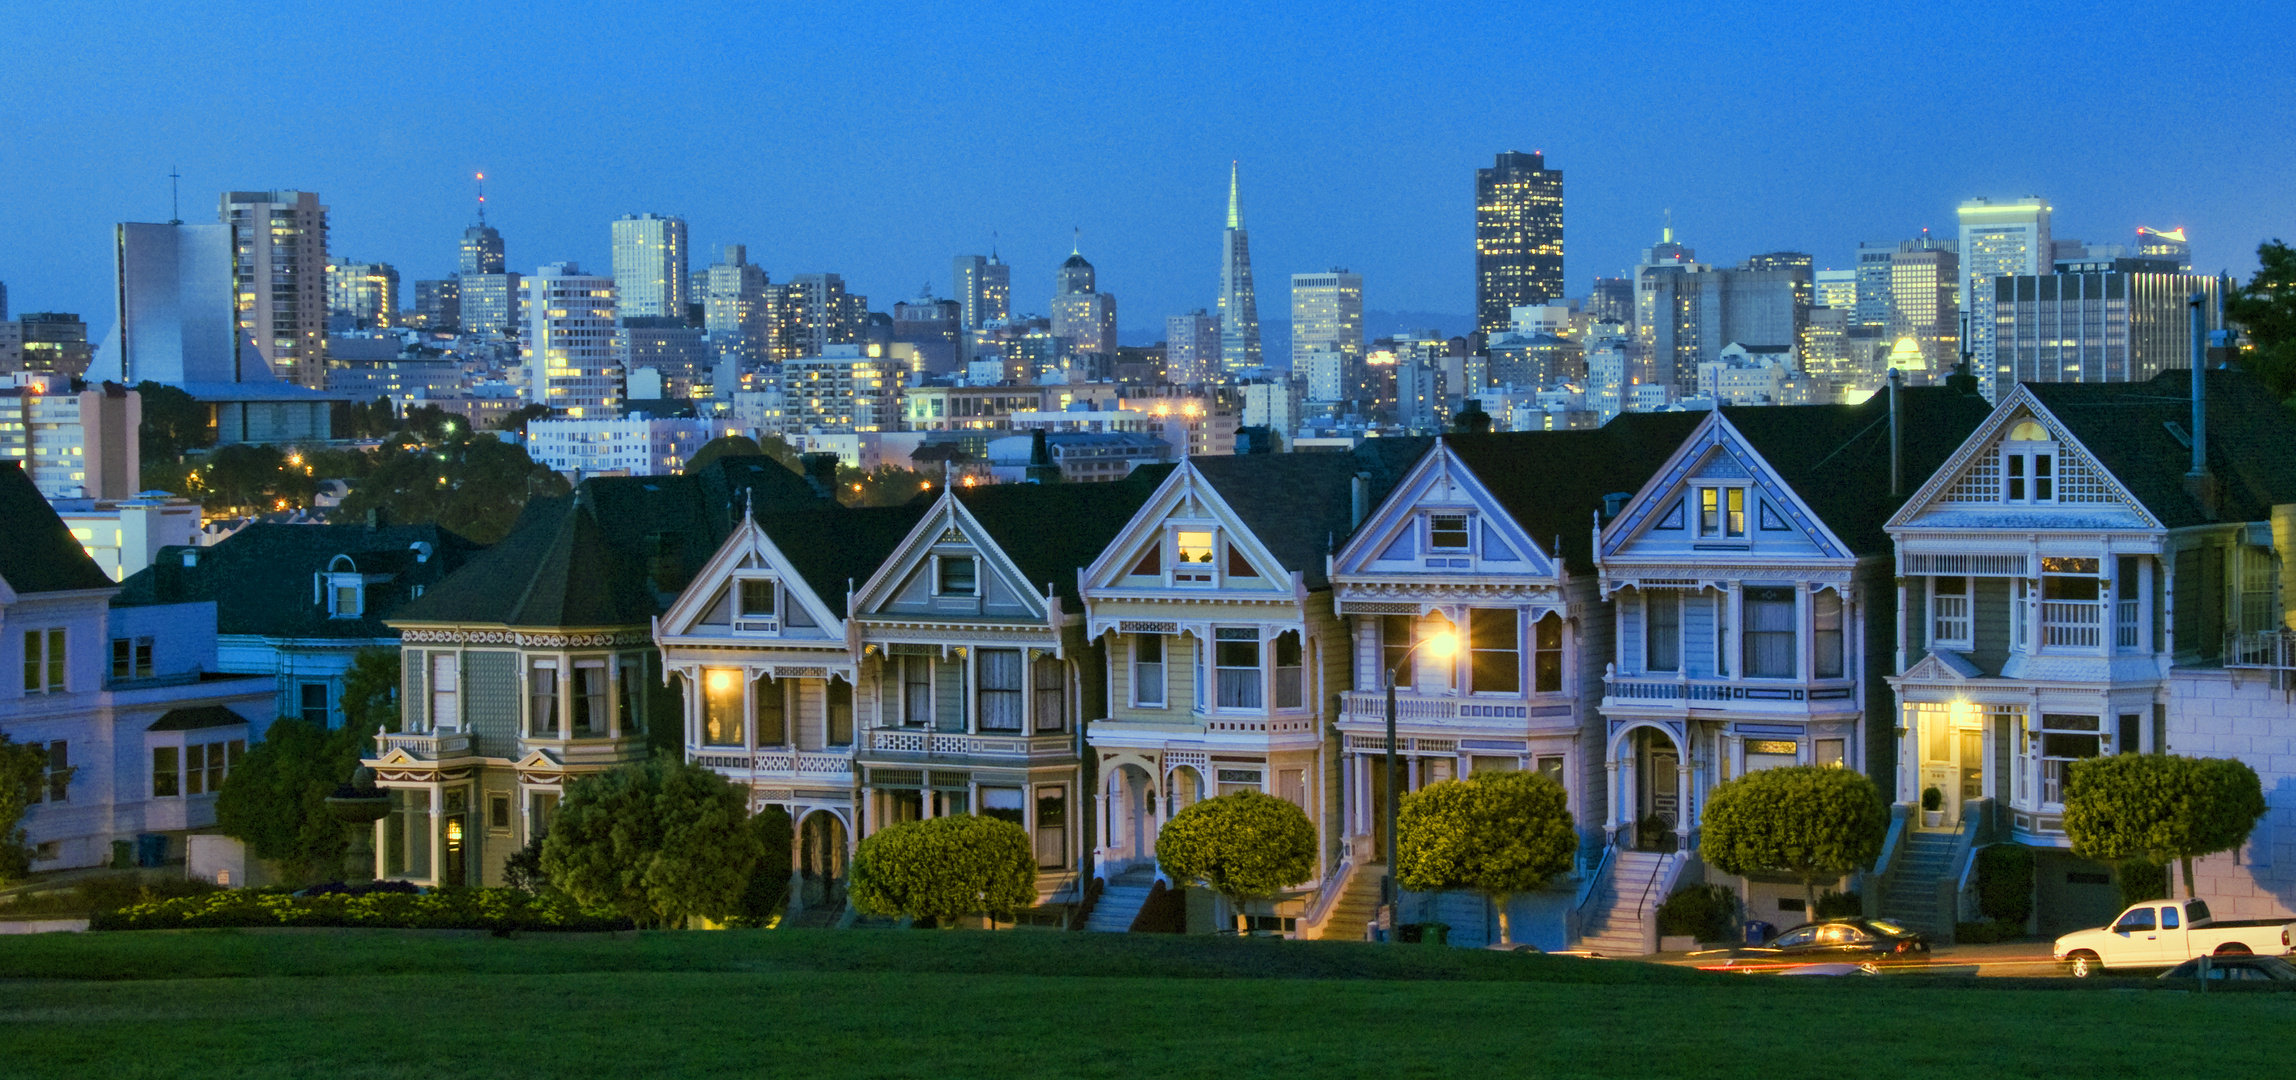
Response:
[1605,755,1622,841]
[1675,734,1692,845]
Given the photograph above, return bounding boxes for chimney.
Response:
[1602,491,1630,521]
[1350,472,1371,529]
[1025,429,1061,484]
[799,452,840,499]
[2185,292,2218,517]
[1887,368,1904,497]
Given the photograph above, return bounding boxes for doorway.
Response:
[799,811,847,908]
[1632,728,1680,852]
[1917,704,1984,827]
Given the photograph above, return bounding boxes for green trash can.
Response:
[110,839,134,869]
[1422,922,1450,946]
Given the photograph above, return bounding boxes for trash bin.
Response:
[1395,922,1424,944]
[110,840,134,869]
[1743,920,1774,945]
[1422,922,1451,946]
[136,833,169,868]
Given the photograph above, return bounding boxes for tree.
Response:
[134,381,210,463]
[685,434,764,475]
[331,432,568,543]
[541,758,762,928]
[213,649,397,884]
[733,805,796,923]
[196,442,318,515]
[493,403,552,435]
[836,463,938,507]
[0,734,60,884]
[1394,770,1577,944]
[849,815,1036,926]
[2064,753,2267,897]
[1156,790,1318,933]
[2227,240,2296,402]
[1701,765,1889,913]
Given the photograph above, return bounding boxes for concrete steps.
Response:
[1881,833,1961,936]
[1575,850,1671,955]
[1305,862,1385,941]
[1083,870,1157,932]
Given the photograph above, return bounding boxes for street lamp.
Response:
[1382,626,1456,939]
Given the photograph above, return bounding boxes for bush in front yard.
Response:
[1654,884,1737,942]
[1974,844,2035,925]
[849,815,1036,927]
[1815,889,1862,919]
[89,886,633,932]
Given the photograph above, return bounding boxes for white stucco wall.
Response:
[2167,667,2296,920]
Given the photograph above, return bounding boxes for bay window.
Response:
[1035,785,1068,868]
[1813,590,1845,678]
[1032,656,1066,732]
[1132,635,1165,706]
[572,660,608,736]
[701,668,744,746]
[1381,614,1416,687]
[1469,608,1519,693]
[1932,575,1972,648]
[977,648,1024,732]
[1742,587,1796,678]
[1273,632,1303,708]
[1214,628,1261,708]
[902,656,931,727]
[1533,612,1563,693]
[2039,714,2102,806]
[429,653,459,731]
[827,679,853,746]
[527,660,559,736]
[1645,591,1681,672]
[754,675,787,746]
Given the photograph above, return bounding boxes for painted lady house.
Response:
[1592,386,1987,945]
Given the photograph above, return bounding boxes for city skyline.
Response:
[3,1,2290,350]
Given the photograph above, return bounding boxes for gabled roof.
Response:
[953,468,1169,603]
[2023,369,2296,530]
[1186,441,1430,587]
[394,494,656,628]
[1721,385,1994,555]
[0,461,116,596]
[755,503,931,619]
[114,522,483,637]
[1443,412,1707,572]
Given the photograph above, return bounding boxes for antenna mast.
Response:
[168,165,182,225]
[476,172,487,226]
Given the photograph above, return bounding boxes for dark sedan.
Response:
[1703,918,1931,971]
[2159,955,2296,982]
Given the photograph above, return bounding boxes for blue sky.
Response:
[4,0,2292,349]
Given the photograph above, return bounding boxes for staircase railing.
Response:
[1933,797,1994,945]
[1864,803,1912,919]
[1298,853,1357,936]
[1065,875,1105,931]
[1574,844,1614,915]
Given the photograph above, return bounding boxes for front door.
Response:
[1636,729,1679,851]
[1956,731,1984,820]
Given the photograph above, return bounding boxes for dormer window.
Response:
[1174,531,1215,585]
[1699,487,1746,538]
[324,555,365,618]
[735,578,780,632]
[2004,420,2056,504]
[1429,513,1471,551]
[938,555,977,596]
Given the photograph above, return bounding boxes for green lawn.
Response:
[0,930,2286,1079]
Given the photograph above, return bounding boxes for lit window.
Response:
[1175,530,1215,584]
[1699,487,1746,538]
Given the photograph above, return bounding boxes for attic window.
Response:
[1175,531,1215,585]
[1429,513,1471,551]
[736,579,779,630]
[939,556,977,596]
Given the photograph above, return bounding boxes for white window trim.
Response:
[732,574,781,633]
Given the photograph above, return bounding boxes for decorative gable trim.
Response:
[1899,650,1983,682]
[1601,413,1848,560]
[1887,388,2159,530]
[1330,442,1556,580]
[850,490,1051,624]
[656,513,847,641]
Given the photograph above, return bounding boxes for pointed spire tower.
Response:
[1217,161,1262,373]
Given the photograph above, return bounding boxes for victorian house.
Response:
[1592,388,1987,945]
[845,476,1164,911]
[1325,416,1701,949]
[368,456,827,887]
[1078,444,1425,933]
[654,500,926,918]
[1885,370,2296,934]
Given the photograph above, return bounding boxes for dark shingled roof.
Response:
[114,522,483,636]
[0,461,116,596]
[147,705,249,731]
[1723,385,1994,555]
[1443,412,1709,572]
[2025,369,2296,529]
[395,454,832,630]
[955,467,1171,603]
[1189,440,1432,588]
[757,503,932,619]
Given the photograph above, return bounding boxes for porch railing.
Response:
[862,730,1073,758]
[1337,691,1549,725]
[2041,601,2102,648]
[2226,630,2296,690]
[2115,600,2140,648]
[1602,675,1858,708]
[688,749,852,775]
[375,731,472,760]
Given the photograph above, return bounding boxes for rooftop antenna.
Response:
[1662,208,1672,244]
[168,165,182,225]
[475,172,487,226]
[1072,226,1081,256]
[990,230,1000,262]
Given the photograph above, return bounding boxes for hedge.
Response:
[90,887,634,932]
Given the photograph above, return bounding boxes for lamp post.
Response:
[1382,629,1455,940]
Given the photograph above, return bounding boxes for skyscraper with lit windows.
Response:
[1289,268,1363,371]
[1958,197,2051,395]
[220,190,330,388]
[611,213,690,322]
[522,263,619,417]
[1474,151,1564,335]
[1217,162,1262,373]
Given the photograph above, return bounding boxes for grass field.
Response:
[1,929,2288,1079]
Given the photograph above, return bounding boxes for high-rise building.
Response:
[1217,162,1262,373]
[521,263,619,417]
[1739,252,1814,313]
[1165,310,1220,385]
[779,273,868,358]
[1958,197,2052,393]
[221,190,329,387]
[461,271,521,339]
[17,313,93,379]
[1814,268,1857,313]
[1474,151,1565,334]
[1586,277,1633,325]
[99,222,243,385]
[1050,244,1118,359]
[1290,268,1363,372]
[460,224,506,276]
[1887,242,1959,381]
[703,244,771,361]
[615,317,712,400]
[610,213,690,322]
[328,260,399,330]
[1993,262,2223,386]
[1629,232,1804,393]
[413,279,460,332]
[2135,227,2192,272]
[952,252,1011,330]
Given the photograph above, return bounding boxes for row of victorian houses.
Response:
[8,369,2294,948]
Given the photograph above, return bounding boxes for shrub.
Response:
[90,887,634,932]
[1815,889,1863,919]
[1921,786,1943,812]
[0,875,223,918]
[726,805,796,927]
[1974,844,2035,925]
[542,758,763,928]
[849,814,1036,926]
[1702,766,1889,913]
[1655,883,1737,942]
[1157,791,1317,934]
[1395,771,1577,945]
[2116,859,2170,909]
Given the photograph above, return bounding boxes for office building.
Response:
[2136,227,2192,271]
[1739,252,1813,314]
[1050,246,1118,359]
[1888,242,1959,381]
[98,223,250,385]
[327,260,398,330]
[610,213,690,321]
[460,224,506,276]
[1631,232,1801,393]
[1814,268,1856,313]
[0,375,138,499]
[1586,277,1633,324]
[703,244,771,362]
[1165,310,1220,385]
[1959,197,2052,394]
[782,344,900,432]
[1217,162,1262,372]
[1290,268,1363,372]
[460,272,521,339]
[952,253,1011,330]
[891,294,962,374]
[525,414,713,478]
[17,313,93,378]
[616,318,713,400]
[412,279,459,332]
[780,274,868,359]
[220,190,330,388]
[1992,262,2224,386]
[521,263,619,417]
[1474,151,1565,334]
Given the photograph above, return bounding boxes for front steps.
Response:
[1576,850,1672,955]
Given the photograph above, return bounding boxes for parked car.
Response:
[2158,955,2296,983]
[1717,918,1930,969]
[2053,900,2296,976]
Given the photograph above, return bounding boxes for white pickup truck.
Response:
[2054,899,2296,976]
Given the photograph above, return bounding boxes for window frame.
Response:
[1532,611,1564,694]
[1427,512,1472,552]
[1644,591,1681,673]
[976,647,1025,733]
[1931,575,1973,649]
[1698,486,1747,539]
[1468,608,1520,695]
[527,659,560,737]
[1131,634,1165,707]
[734,576,781,632]
[1212,627,1263,710]
[936,554,978,597]
[1741,586,1798,679]
[753,674,787,746]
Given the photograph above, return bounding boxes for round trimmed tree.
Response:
[1156,790,1317,934]
[849,815,1036,927]
[2064,753,2266,897]
[1701,765,1888,914]
[1395,770,1577,945]
[541,758,764,928]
